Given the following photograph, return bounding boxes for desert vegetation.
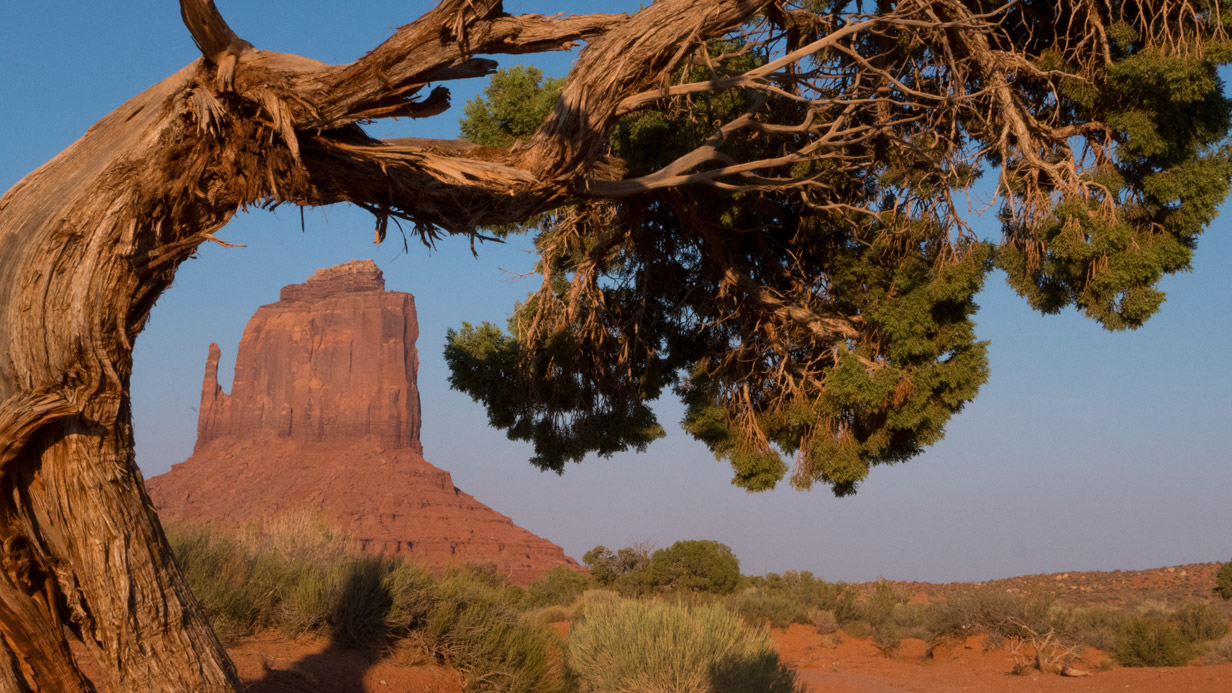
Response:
[4,0,1230,686]
[164,517,1232,691]
[166,518,802,692]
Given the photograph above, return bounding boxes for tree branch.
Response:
[179,0,252,90]
[291,1,626,130]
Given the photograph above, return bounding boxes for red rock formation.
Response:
[148,260,580,585]
[196,259,421,453]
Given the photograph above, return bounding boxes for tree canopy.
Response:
[1,0,1230,689]
[446,0,1232,495]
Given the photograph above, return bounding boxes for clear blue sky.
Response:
[3,1,1229,583]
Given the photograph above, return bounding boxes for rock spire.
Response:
[148,260,580,584]
[195,259,422,453]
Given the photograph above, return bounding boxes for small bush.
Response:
[168,518,566,691]
[1215,560,1232,601]
[728,589,809,628]
[1175,601,1229,643]
[531,604,575,624]
[749,571,852,616]
[864,580,904,627]
[1114,616,1195,667]
[167,526,273,641]
[872,623,901,657]
[924,588,1053,644]
[567,600,799,692]
[525,565,589,608]
[892,602,932,640]
[422,571,565,693]
[583,544,652,596]
[1203,635,1232,664]
[843,620,872,639]
[645,540,742,595]
[1055,605,1126,651]
[809,609,839,635]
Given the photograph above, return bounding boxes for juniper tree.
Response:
[0,0,1229,690]
[447,2,1232,495]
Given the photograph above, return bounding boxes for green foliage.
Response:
[582,544,653,596]
[924,588,1056,644]
[645,540,742,595]
[1215,560,1232,600]
[424,570,565,693]
[460,66,563,147]
[1113,615,1196,667]
[1204,635,1232,664]
[1174,601,1229,643]
[744,571,856,622]
[863,580,907,656]
[809,609,839,635]
[1052,605,1127,652]
[727,589,810,629]
[567,599,800,693]
[842,620,872,639]
[444,321,666,472]
[166,519,564,692]
[448,4,1232,496]
[524,565,590,608]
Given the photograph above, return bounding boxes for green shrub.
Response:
[749,571,852,617]
[567,600,800,692]
[525,565,589,608]
[924,588,1054,644]
[1175,601,1229,643]
[892,602,932,640]
[864,580,905,628]
[1114,615,1195,667]
[167,526,274,641]
[423,571,565,692]
[843,620,872,639]
[1215,561,1232,601]
[1054,605,1127,652]
[728,588,809,628]
[583,544,652,596]
[809,609,839,635]
[645,540,742,595]
[168,519,566,691]
[872,622,901,657]
[1203,635,1232,664]
[1212,562,1232,599]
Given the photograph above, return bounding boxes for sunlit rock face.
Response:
[196,259,422,453]
[148,260,581,585]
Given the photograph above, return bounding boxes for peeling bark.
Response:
[0,0,772,689]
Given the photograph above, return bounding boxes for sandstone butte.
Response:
[145,260,581,585]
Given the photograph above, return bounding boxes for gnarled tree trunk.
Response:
[0,0,768,689]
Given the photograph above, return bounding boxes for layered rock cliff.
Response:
[196,259,422,452]
[147,260,579,585]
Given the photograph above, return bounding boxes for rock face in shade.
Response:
[147,260,580,585]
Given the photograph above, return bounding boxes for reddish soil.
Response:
[226,562,1232,692]
[864,562,1223,607]
[773,624,1232,692]
[231,633,462,693]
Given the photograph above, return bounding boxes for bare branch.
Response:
[179,0,252,90]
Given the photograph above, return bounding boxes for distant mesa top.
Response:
[196,259,423,452]
[278,258,387,302]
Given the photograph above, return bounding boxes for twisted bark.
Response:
[0,0,771,689]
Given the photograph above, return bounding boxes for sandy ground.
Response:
[231,632,462,693]
[772,624,1232,692]
[203,622,1232,692]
